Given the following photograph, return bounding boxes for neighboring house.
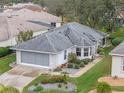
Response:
[0,8,61,47]
[12,22,107,70]
[110,41,124,77]
[4,3,47,12]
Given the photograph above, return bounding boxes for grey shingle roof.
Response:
[111,41,124,55]
[13,22,107,53]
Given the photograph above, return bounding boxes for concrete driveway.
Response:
[0,65,42,92]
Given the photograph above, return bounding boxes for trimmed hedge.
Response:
[0,47,12,57]
[112,37,124,46]
[41,75,66,84]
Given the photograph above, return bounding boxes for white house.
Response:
[12,22,107,70]
[110,41,124,77]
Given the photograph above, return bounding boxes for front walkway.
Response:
[69,56,103,77]
[0,65,42,92]
[98,76,124,86]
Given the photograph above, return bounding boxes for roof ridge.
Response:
[45,34,57,52]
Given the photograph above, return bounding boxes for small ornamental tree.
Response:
[68,52,77,63]
[0,84,4,93]
[16,30,33,44]
[97,82,112,93]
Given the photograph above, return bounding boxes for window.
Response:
[84,48,89,57]
[102,38,106,45]
[64,50,67,60]
[90,47,92,56]
[76,48,81,56]
[122,58,124,71]
[51,22,56,27]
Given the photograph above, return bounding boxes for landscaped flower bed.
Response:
[28,74,77,92]
[67,58,93,69]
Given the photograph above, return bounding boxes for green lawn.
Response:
[23,56,112,93]
[71,56,112,93]
[0,53,16,74]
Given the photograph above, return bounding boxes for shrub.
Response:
[41,79,49,84]
[76,59,82,64]
[34,85,43,92]
[97,82,112,93]
[80,62,85,67]
[83,61,88,65]
[112,76,118,79]
[63,74,67,84]
[97,48,103,54]
[0,47,11,57]
[41,75,65,84]
[83,59,92,62]
[74,64,80,69]
[112,37,124,46]
[54,67,62,72]
[34,83,38,86]
[67,63,74,68]
[58,83,62,88]
[65,86,68,89]
[68,53,77,63]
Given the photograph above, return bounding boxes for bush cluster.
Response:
[67,58,92,69]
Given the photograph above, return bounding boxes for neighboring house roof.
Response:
[13,22,107,54]
[0,8,61,41]
[4,3,46,12]
[111,41,124,55]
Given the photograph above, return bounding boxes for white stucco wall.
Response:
[56,47,75,66]
[0,30,48,47]
[49,54,58,69]
[112,56,124,77]
[16,50,21,64]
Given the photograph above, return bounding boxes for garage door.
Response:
[21,52,49,66]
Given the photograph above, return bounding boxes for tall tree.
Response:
[101,0,116,32]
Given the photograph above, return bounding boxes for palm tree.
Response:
[0,84,20,93]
